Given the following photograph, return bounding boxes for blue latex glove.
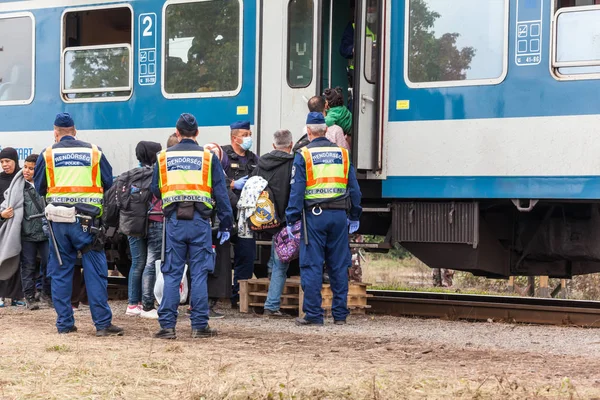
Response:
[217,230,230,245]
[233,176,249,191]
[286,224,294,239]
[348,219,359,234]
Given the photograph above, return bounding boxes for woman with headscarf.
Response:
[0,147,25,307]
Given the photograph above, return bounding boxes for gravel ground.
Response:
[1,300,600,399]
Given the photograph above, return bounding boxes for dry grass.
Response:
[1,302,600,399]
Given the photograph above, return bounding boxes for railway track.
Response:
[368,290,600,327]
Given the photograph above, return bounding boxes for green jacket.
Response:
[22,182,46,242]
[325,106,352,135]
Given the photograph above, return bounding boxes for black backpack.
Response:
[113,167,155,237]
[247,185,282,233]
[102,184,120,229]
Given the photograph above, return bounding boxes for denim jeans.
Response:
[20,240,50,300]
[264,238,290,311]
[127,221,163,308]
[142,221,162,310]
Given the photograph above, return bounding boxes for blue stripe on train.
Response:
[381,176,600,200]
[0,0,256,131]
[388,0,600,123]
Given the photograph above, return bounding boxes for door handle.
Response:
[361,94,374,113]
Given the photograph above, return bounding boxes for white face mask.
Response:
[367,13,377,24]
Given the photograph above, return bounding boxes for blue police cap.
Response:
[230,120,250,130]
[54,112,74,128]
[176,113,198,132]
[306,111,325,125]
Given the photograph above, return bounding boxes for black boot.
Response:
[191,325,217,338]
[96,325,124,337]
[154,328,177,340]
[25,297,39,311]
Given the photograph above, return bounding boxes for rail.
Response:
[368,290,600,327]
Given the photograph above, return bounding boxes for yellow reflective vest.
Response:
[157,149,213,209]
[349,23,376,70]
[300,146,350,201]
[44,144,104,212]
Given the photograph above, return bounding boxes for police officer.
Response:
[221,121,259,308]
[34,113,123,336]
[151,113,233,339]
[286,112,362,326]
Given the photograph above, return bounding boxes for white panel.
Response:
[385,115,600,177]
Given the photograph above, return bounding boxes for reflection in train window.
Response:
[405,0,507,87]
[364,0,379,84]
[61,6,133,101]
[554,8,600,77]
[287,0,314,88]
[164,0,241,96]
[0,14,34,105]
[557,0,600,8]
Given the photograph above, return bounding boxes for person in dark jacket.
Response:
[251,130,295,317]
[0,147,25,307]
[221,121,260,308]
[20,154,51,309]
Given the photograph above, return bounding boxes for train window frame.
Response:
[286,0,315,89]
[160,0,244,100]
[403,0,510,89]
[550,4,600,81]
[0,12,36,107]
[59,4,134,104]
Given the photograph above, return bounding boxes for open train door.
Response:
[352,0,385,175]
[258,0,322,152]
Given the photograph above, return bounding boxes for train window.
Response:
[557,0,600,7]
[552,8,600,78]
[61,6,133,101]
[405,0,508,88]
[287,0,314,88]
[364,0,379,84]
[0,13,35,106]
[163,0,242,97]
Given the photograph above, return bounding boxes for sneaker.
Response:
[58,326,78,334]
[209,308,225,319]
[295,317,324,326]
[0,298,4,307]
[25,298,39,311]
[11,299,26,307]
[263,309,288,318]
[191,325,217,338]
[39,292,53,308]
[334,319,347,325]
[96,325,124,337]
[140,309,159,319]
[154,328,177,340]
[125,304,142,316]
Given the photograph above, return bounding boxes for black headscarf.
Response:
[0,147,21,205]
[135,141,162,167]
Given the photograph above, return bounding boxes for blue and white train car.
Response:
[2,0,600,278]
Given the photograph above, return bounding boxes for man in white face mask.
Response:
[221,121,260,308]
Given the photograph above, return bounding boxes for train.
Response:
[2,0,600,279]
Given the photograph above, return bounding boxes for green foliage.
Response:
[67,48,130,98]
[165,0,239,94]
[363,235,411,259]
[408,0,475,82]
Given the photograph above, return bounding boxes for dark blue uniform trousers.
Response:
[231,237,256,303]
[47,220,112,333]
[300,209,351,324]
[158,211,213,330]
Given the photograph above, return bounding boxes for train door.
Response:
[352,0,384,173]
[259,0,321,152]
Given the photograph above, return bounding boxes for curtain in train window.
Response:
[554,9,600,76]
[406,0,507,86]
[287,0,314,88]
[164,0,241,95]
[0,15,34,104]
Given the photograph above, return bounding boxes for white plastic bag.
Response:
[154,260,189,305]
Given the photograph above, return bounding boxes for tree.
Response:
[408,0,475,83]
[67,48,130,98]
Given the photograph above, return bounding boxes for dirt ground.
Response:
[1,301,600,400]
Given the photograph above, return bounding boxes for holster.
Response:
[176,202,195,220]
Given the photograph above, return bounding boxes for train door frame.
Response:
[351,0,386,176]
